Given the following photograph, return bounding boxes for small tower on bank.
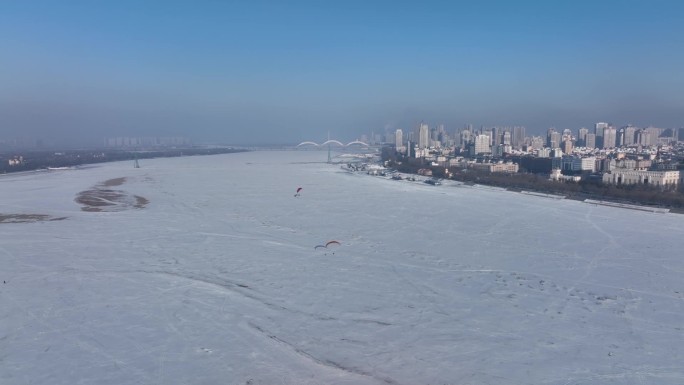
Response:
[327,131,332,163]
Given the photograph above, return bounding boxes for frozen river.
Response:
[1,150,683,385]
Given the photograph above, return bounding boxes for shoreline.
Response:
[371,167,683,215]
[0,147,249,176]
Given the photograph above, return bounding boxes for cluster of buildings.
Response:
[103,136,192,148]
[386,122,684,188]
[1,136,194,150]
[7,155,24,166]
[0,138,46,150]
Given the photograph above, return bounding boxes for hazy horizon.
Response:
[2,1,684,146]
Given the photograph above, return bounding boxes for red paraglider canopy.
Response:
[296,187,303,193]
[325,240,341,248]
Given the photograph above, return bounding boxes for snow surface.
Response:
[1,150,684,385]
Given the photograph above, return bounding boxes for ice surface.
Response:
[1,151,683,385]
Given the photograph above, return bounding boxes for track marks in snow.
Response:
[388,260,649,325]
[145,270,397,328]
[569,207,621,286]
[247,322,398,385]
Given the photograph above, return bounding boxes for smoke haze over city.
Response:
[2,1,684,146]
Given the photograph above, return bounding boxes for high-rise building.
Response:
[658,128,677,144]
[459,124,475,142]
[473,134,491,154]
[622,125,636,146]
[418,123,429,149]
[437,124,446,137]
[645,126,661,146]
[407,130,415,144]
[531,136,544,150]
[491,127,501,146]
[460,129,472,149]
[585,133,596,149]
[482,130,493,146]
[563,139,573,154]
[595,122,608,136]
[595,122,609,149]
[512,126,525,149]
[562,129,573,141]
[395,129,403,149]
[502,131,511,146]
[603,126,617,149]
[547,128,561,149]
[578,127,588,147]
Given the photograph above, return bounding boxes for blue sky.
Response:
[1,1,683,145]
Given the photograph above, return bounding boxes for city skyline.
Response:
[2,1,684,145]
[0,119,680,150]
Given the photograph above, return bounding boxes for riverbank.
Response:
[382,158,684,214]
[0,147,248,174]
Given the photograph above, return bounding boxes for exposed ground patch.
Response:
[102,177,127,187]
[76,177,149,212]
[0,214,67,224]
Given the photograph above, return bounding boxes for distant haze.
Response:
[2,1,684,146]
